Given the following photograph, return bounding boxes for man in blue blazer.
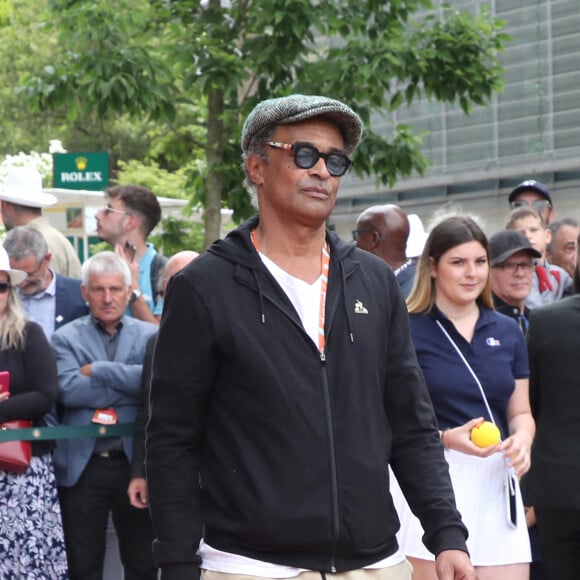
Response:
[4,225,88,340]
[52,251,157,580]
[5,225,90,428]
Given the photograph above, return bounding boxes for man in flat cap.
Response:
[147,95,475,580]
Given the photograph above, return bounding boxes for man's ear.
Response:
[81,285,88,302]
[125,212,139,234]
[247,155,265,185]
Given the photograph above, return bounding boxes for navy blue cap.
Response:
[508,180,552,206]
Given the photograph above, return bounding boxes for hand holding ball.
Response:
[470,421,501,447]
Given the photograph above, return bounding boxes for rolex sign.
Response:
[53,152,110,191]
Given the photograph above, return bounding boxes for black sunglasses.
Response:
[267,141,352,177]
[0,282,12,294]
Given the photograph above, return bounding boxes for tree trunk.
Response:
[204,86,225,248]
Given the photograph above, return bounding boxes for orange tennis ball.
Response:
[470,421,501,447]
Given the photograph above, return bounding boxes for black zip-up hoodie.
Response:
[147,216,468,580]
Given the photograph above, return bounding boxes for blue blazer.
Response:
[51,315,157,487]
[55,274,89,331]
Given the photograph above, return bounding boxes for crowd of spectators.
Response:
[2,94,580,580]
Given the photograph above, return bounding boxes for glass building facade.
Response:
[331,0,580,238]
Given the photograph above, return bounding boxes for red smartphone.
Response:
[0,371,10,395]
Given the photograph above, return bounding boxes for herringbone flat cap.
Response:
[242,94,363,154]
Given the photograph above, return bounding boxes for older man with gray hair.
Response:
[52,251,158,580]
[4,225,88,340]
[147,95,474,580]
[547,218,580,279]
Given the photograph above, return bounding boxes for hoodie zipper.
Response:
[319,350,339,572]
[243,236,345,570]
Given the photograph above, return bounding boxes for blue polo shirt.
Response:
[125,243,164,318]
[410,304,529,439]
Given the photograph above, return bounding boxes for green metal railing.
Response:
[0,423,134,442]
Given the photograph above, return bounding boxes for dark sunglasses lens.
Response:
[294,145,350,177]
[325,154,350,177]
[294,146,318,170]
[0,283,11,293]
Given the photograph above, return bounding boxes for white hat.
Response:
[0,167,57,208]
[0,246,27,285]
[406,214,428,258]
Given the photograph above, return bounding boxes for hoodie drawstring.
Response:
[251,269,266,324]
[339,261,355,344]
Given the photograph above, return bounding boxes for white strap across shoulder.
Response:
[436,319,517,527]
[435,320,497,426]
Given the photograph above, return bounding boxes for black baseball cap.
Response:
[508,180,552,206]
[489,230,541,265]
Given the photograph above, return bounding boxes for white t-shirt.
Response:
[259,252,321,347]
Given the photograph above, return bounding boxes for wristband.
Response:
[440,428,450,449]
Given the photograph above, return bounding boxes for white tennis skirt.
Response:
[390,450,531,566]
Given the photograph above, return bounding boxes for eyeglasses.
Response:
[493,261,534,274]
[352,229,382,242]
[0,282,12,294]
[101,205,130,217]
[267,141,352,177]
[510,199,552,212]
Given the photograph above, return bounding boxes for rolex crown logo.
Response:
[75,156,88,170]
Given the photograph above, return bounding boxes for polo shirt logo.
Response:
[486,337,501,347]
[354,300,368,314]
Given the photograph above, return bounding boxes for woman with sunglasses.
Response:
[0,246,68,577]
[391,215,535,580]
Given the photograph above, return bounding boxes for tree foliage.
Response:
[18,1,175,122]
[0,0,61,153]
[15,0,510,247]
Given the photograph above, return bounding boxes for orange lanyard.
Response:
[251,229,330,354]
